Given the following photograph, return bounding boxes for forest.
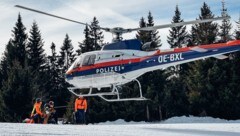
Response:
[0,2,240,123]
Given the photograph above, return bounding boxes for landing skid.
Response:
[68,79,147,102]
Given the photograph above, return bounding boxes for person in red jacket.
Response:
[75,96,87,124]
[31,98,44,123]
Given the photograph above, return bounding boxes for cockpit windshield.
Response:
[67,54,97,73]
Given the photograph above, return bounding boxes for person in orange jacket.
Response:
[31,98,44,123]
[75,96,87,124]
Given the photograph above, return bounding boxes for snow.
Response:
[1,116,240,136]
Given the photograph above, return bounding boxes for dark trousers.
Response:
[33,114,42,123]
[75,109,85,124]
[48,112,58,124]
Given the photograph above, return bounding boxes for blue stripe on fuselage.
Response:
[66,45,240,79]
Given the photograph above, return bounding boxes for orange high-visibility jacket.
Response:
[75,98,87,111]
[31,102,43,116]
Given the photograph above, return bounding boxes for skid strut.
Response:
[68,79,147,102]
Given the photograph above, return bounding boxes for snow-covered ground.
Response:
[1,116,240,136]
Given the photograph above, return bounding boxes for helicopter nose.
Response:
[65,69,75,79]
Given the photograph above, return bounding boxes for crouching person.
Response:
[31,98,44,123]
[43,101,57,124]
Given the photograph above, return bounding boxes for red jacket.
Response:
[32,102,43,116]
[75,98,87,111]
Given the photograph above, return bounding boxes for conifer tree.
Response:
[0,41,33,122]
[11,14,28,67]
[136,17,148,44]
[0,14,34,122]
[164,5,189,118]
[77,26,93,55]
[167,5,188,48]
[136,12,164,121]
[219,1,232,42]
[146,11,161,47]
[186,2,220,116]
[45,42,70,117]
[0,41,15,85]
[47,43,61,96]
[235,16,240,39]
[90,17,104,50]
[0,91,5,121]
[26,21,50,104]
[224,11,240,119]
[27,21,46,71]
[57,35,75,117]
[59,34,75,72]
[164,77,189,117]
[191,2,218,45]
[1,60,33,122]
[167,5,189,75]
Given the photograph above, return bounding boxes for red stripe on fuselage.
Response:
[70,57,145,73]
[153,40,240,55]
[68,40,240,74]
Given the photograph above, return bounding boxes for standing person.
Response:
[74,96,87,124]
[31,98,44,123]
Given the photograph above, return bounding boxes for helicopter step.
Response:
[68,78,147,102]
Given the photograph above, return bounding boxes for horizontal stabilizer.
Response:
[213,54,228,60]
[190,47,208,52]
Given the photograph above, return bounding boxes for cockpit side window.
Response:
[82,54,96,66]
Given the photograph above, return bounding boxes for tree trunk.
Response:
[159,105,162,121]
[146,104,150,122]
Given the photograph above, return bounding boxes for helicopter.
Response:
[16,5,240,102]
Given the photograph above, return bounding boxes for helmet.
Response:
[49,101,54,106]
[36,98,41,103]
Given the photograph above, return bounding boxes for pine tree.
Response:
[235,15,240,39]
[164,77,189,118]
[1,60,33,122]
[167,5,188,48]
[146,11,161,47]
[11,14,28,67]
[56,35,75,117]
[136,11,164,121]
[27,21,46,71]
[0,91,6,121]
[191,2,218,45]
[90,17,104,50]
[0,41,33,122]
[219,1,232,42]
[26,21,50,106]
[77,26,93,55]
[136,17,148,44]
[167,5,189,75]
[59,34,75,72]
[0,14,35,122]
[164,5,189,118]
[45,42,70,118]
[0,41,16,86]
[46,43,61,97]
[186,2,220,116]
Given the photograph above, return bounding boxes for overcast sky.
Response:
[0,0,239,59]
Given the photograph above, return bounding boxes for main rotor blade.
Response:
[15,5,89,26]
[130,16,230,31]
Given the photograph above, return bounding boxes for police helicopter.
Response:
[16,5,240,102]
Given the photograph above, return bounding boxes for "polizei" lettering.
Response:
[158,53,184,63]
[96,66,122,74]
